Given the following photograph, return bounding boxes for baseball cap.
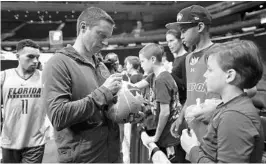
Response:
[166,5,212,29]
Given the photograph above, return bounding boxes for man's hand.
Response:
[180,129,200,154]
[102,73,122,95]
[129,111,145,124]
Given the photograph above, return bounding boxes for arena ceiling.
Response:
[1,1,266,50]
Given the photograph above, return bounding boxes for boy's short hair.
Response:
[139,43,164,63]
[207,40,263,89]
[166,29,181,40]
[124,56,141,70]
[76,7,115,36]
[16,39,40,52]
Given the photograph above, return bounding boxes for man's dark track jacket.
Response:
[41,45,120,163]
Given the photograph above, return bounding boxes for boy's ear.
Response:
[198,22,205,33]
[226,69,237,84]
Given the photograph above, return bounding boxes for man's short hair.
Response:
[207,40,263,89]
[125,56,141,70]
[16,39,40,52]
[166,29,181,40]
[139,43,164,63]
[76,7,115,36]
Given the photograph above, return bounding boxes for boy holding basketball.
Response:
[133,43,183,162]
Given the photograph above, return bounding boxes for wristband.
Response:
[151,147,160,157]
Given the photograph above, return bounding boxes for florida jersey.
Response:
[1,69,46,149]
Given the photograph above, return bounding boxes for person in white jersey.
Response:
[0,39,46,163]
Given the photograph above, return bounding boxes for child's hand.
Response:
[124,81,135,88]
[185,99,222,121]
[135,92,146,104]
[180,129,200,154]
[170,119,181,138]
[141,134,156,147]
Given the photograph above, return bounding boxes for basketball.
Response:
[106,82,142,123]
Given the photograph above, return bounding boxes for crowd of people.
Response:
[0,4,265,163]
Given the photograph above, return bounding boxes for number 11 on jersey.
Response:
[22,99,28,114]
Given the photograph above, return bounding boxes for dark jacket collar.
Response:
[56,44,100,68]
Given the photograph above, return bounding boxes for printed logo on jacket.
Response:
[99,63,111,79]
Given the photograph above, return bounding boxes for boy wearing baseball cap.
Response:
[166,5,212,30]
[166,5,221,142]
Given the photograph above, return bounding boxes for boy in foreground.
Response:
[181,40,264,163]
